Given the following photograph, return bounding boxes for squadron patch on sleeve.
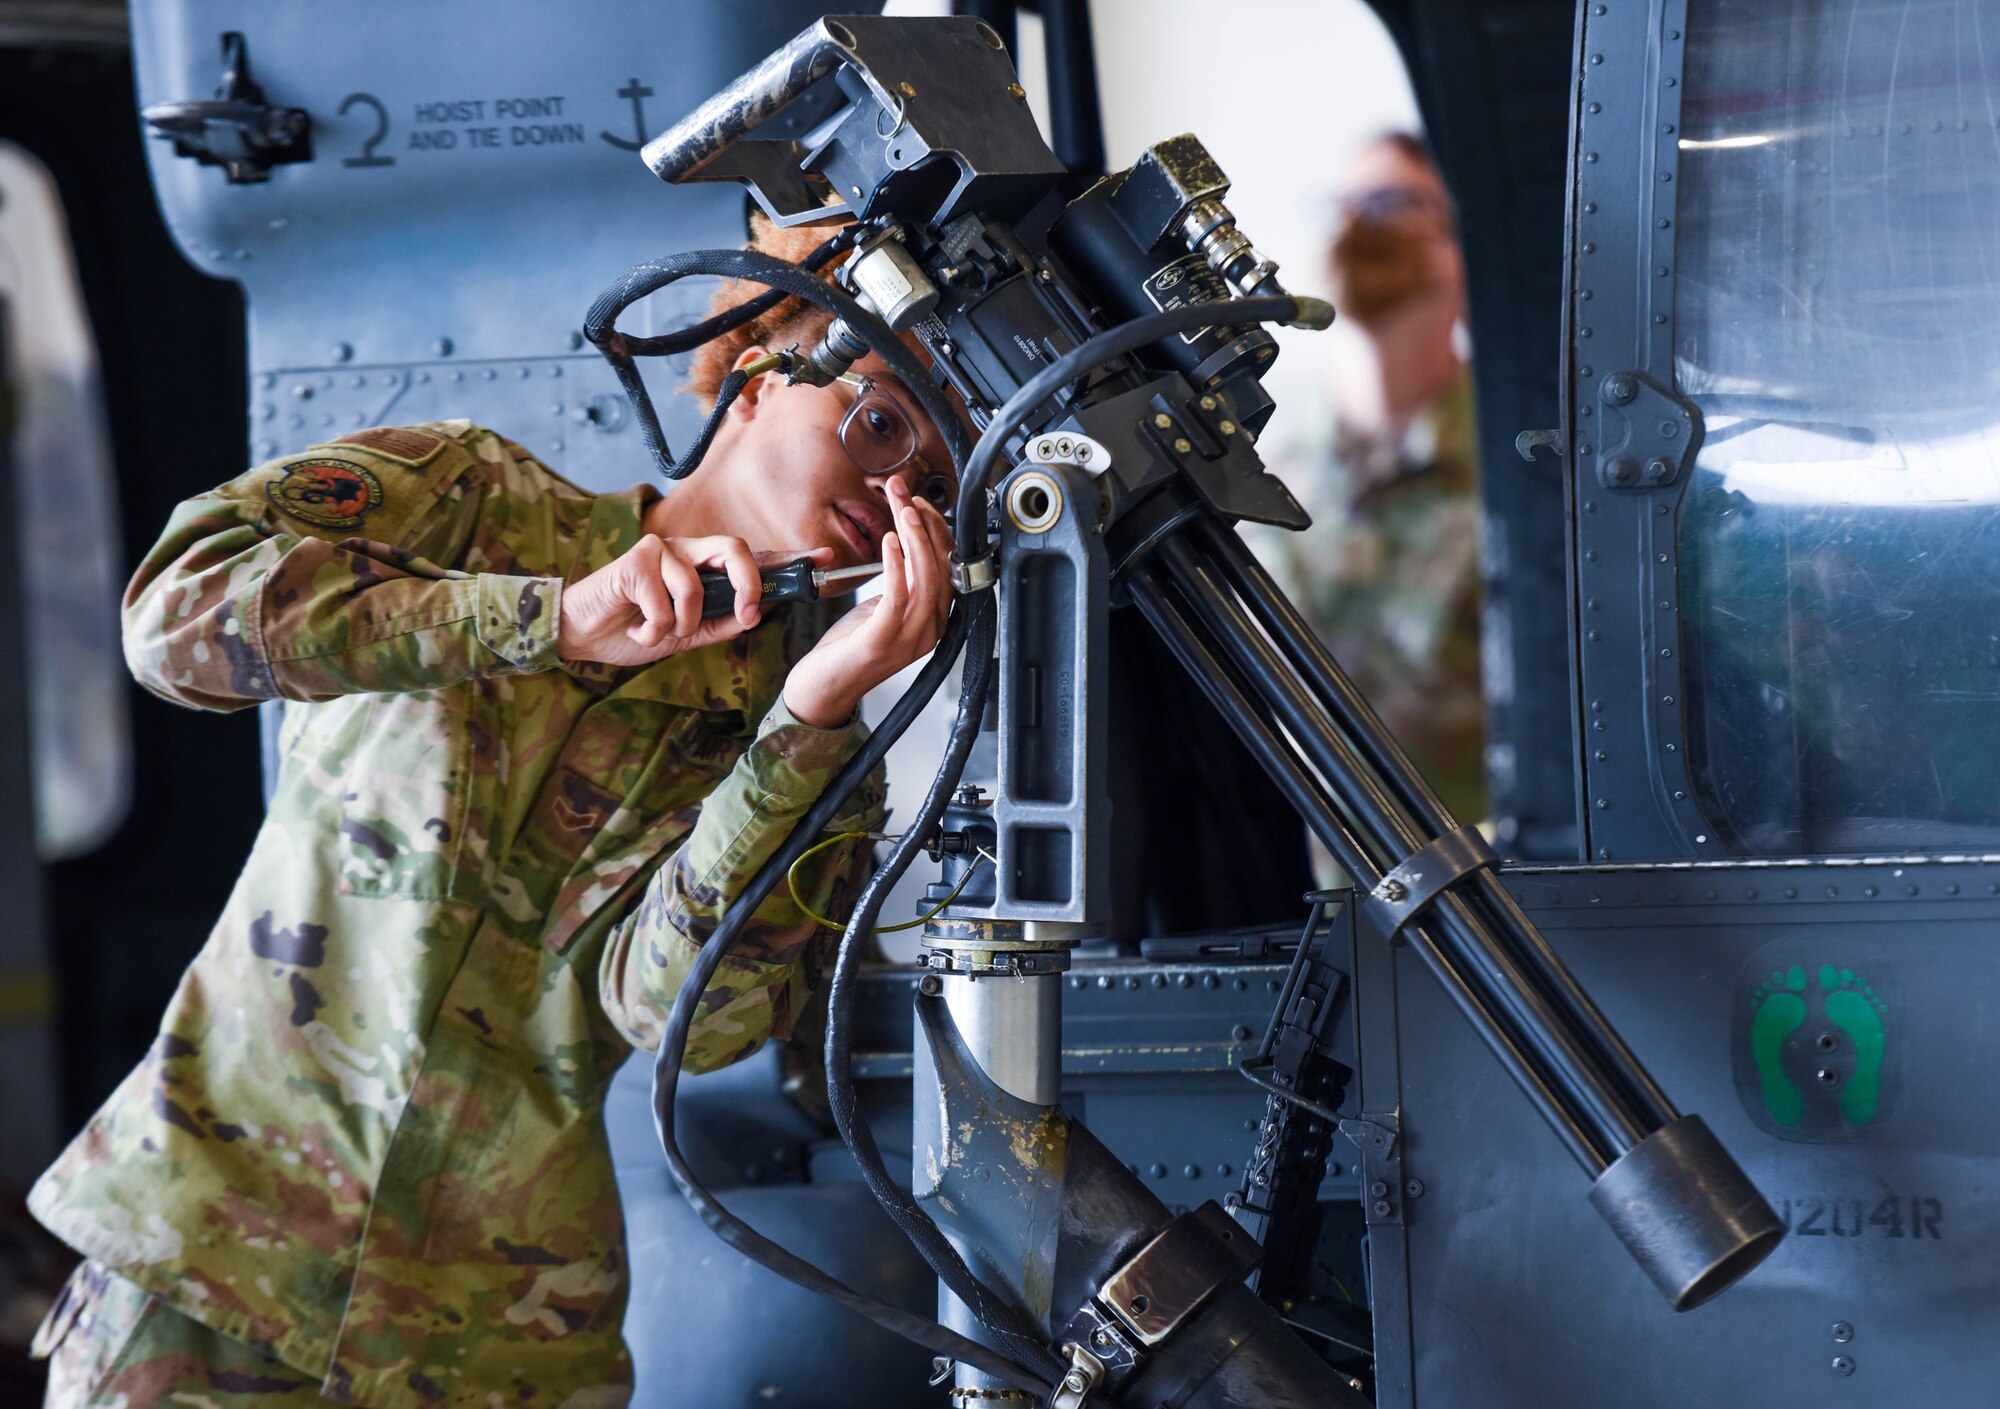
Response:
[265,457,384,530]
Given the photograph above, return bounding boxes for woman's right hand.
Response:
[557,535,831,667]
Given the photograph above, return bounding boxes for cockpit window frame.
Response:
[1565,0,1716,863]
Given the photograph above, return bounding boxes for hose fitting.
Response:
[1180,198,1282,299]
[797,315,872,386]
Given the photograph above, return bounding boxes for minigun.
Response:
[586,16,1782,1407]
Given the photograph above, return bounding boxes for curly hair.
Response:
[684,214,856,407]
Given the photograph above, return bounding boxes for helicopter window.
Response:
[1673,0,2000,854]
[0,141,131,860]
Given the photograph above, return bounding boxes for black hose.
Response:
[585,237,968,483]
[595,253,1312,1397]
[651,366,750,484]
[617,225,861,359]
[594,246,1055,1394]
[803,294,1314,1380]
[806,290,1320,1380]
[950,294,1307,562]
[646,602,1051,1397]
[822,604,1069,1385]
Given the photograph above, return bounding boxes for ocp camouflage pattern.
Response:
[36,1259,329,1408]
[29,421,884,1408]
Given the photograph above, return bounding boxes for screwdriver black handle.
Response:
[698,559,817,620]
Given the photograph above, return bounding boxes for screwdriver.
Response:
[698,560,885,619]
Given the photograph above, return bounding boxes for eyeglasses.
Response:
[1332,184,1456,229]
[830,375,957,512]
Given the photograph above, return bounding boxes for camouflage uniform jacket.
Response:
[27,421,884,1409]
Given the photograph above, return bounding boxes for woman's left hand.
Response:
[782,479,955,729]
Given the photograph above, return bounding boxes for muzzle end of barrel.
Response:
[1589,1114,1785,1311]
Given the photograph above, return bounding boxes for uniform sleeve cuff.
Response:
[734,697,883,835]
[751,695,866,787]
[474,574,564,671]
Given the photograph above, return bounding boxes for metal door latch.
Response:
[143,32,311,183]
[1515,427,1563,464]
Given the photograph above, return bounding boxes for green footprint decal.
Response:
[1750,967,1810,1127]
[1747,962,1889,1130]
[1819,965,1888,1124]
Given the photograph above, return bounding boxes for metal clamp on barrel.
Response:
[1362,825,1500,944]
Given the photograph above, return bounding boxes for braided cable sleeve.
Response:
[644,601,1053,1399]
[821,605,1068,1384]
[600,241,1051,1393]
[586,245,970,486]
[617,225,860,359]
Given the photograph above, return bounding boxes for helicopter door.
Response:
[1568,0,2000,862]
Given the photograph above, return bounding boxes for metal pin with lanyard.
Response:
[698,560,885,619]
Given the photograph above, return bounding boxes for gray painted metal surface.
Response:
[603,951,1352,1407]
[124,3,2000,1404]
[851,954,1356,1214]
[1565,0,1712,863]
[988,463,1110,929]
[603,1048,940,1409]
[131,0,839,494]
[1363,857,2000,1405]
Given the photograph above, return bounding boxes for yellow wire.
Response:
[787,830,986,934]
